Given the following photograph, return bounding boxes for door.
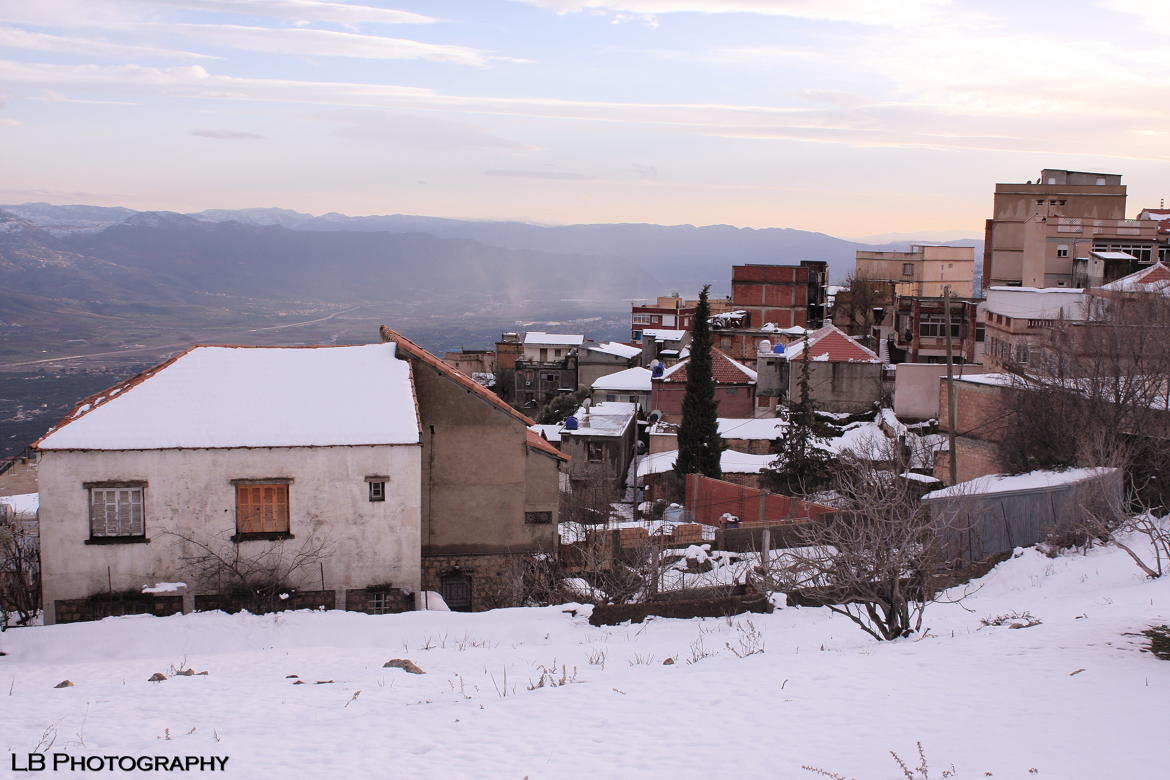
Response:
[440,572,473,612]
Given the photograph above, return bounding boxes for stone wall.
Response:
[54,594,183,624]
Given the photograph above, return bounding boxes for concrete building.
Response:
[1013,212,1163,289]
[648,418,783,455]
[630,293,734,342]
[639,328,690,366]
[855,245,976,298]
[578,340,642,391]
[35,333,566,623]
[441,348,496,377]
[753,324,883,414]
[730,262,828,330]
[591,366,652,412]
[889,296,982,364]
[983,168,1128,289]
[981,286,1088,371]
[560,402,638,493]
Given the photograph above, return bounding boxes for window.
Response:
[367,477,386,502]
[234,480,290,538]
[902,263,914,276]
[367,591,402,614]
[586,442,606,462]
[554,349,562,358]
[918,315,963,339]
[1057,245,1069,258]
[606,393,617,402]
[542,373,557,382]
[524,511,552,524]
[87,483,145,540]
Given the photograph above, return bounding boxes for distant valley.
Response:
[0,202,980,457]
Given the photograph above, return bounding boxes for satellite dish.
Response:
[582,398,592,409]
[647,409,663,424]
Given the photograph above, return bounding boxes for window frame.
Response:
[586,441,606,463]
[85,481,147,544]
[232,479,292,541]
[524,511,553,525]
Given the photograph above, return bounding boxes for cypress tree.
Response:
[675,285,722,479]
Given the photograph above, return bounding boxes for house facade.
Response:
[35,344,424,624]
[36,334,567,623]
[651,348,758,423]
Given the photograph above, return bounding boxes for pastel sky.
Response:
[1,0,1167,238]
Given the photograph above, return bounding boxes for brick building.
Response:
[730,262,828,330]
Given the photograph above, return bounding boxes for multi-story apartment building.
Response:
[630,294,733,342]
[855,245,975,298]
[983,169,1128,288]
[730,261,827,329]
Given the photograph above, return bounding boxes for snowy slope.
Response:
[0,544,1166,779]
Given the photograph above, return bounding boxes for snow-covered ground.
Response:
[1,543,1166,779]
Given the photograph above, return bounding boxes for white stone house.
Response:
[35,343,424,624]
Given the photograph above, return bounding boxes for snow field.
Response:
[0,543,1167,779]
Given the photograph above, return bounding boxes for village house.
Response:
[512,332,583,409]
[34,331,566,623]
[559,401,639,493]
[648,418,783,455]
[591,366,652,412]
[578,340,643,391]
[755,323,884,414]
[651,348,759,423]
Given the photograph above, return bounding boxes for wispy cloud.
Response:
[0,118,20,126]
[486,169,593,180]
[514,0,948,26]
[0,25,214,59]
[192,128,264,139]
[309,109,536,151]
[162,24,518,67]
[0,0,435,28]
[36,90,138,105]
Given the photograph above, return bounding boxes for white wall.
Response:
[38,444,422,622]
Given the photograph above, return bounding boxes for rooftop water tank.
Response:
[772,343,786,354]
[563,416,578,430]
[651,359,664,378]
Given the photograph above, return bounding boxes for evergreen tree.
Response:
[764,330,835,495]
[674,285,722,480]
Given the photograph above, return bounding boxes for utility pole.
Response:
[943,285,958,485]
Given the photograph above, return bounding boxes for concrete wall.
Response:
[651,383,756,423]
[579,351,635,392]
[894,363,956,420]
[37,444,422,623]
[790,362,882,414]
[412,362,559,558]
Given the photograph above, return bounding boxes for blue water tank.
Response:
[563,416,578,430]
[772,344,786,354]
[651,360,664,378]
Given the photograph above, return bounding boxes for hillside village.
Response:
[1,168,1169,777]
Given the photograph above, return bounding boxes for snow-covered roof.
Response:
[922,467,1117,500]
[528,424,562,443]
[899,471,942,484]
[635,449,775,478]
[1097,262,1170,295]
[641,328,686,341]
[587,341,642,360]
[952,373,1020,387]
[37,343,421,450]
[717,418,784,440]
[592,366,652,392]
[784,324,880,363]
[524,332,585,346]
[565,402,637,437]
[1090,251,1138,261]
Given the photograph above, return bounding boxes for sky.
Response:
[0,0,1167,239]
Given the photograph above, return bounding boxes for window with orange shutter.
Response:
[233,481,290,539]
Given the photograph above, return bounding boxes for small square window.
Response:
[234,481,290,537]
[1057,246,1069,258]
[524,511,552,524]
[902,263,914,275]
[586,442,606,462]
[368,481,386,502]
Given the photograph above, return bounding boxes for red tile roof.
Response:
[659,348,757,384]
[786,324,880,363]
[527,429,569,461]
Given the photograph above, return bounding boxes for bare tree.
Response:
[999,288,1170,508]
[768,443,971,641]
[0,518,39,629]
[164,528,332,614]
[832,272,895,346]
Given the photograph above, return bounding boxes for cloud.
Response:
[192,128,264,139]
[0,118,20,126]
[309,109,535,151]
[485,169,593,180]
[513,0,947,26]
[162,24,515,67]
[0,25,215,59]
[36,90,137,105]
[631,163,658,178]
[0,0,435,27]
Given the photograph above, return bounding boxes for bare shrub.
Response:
[164,528,331,613]
[0,518,39,629]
